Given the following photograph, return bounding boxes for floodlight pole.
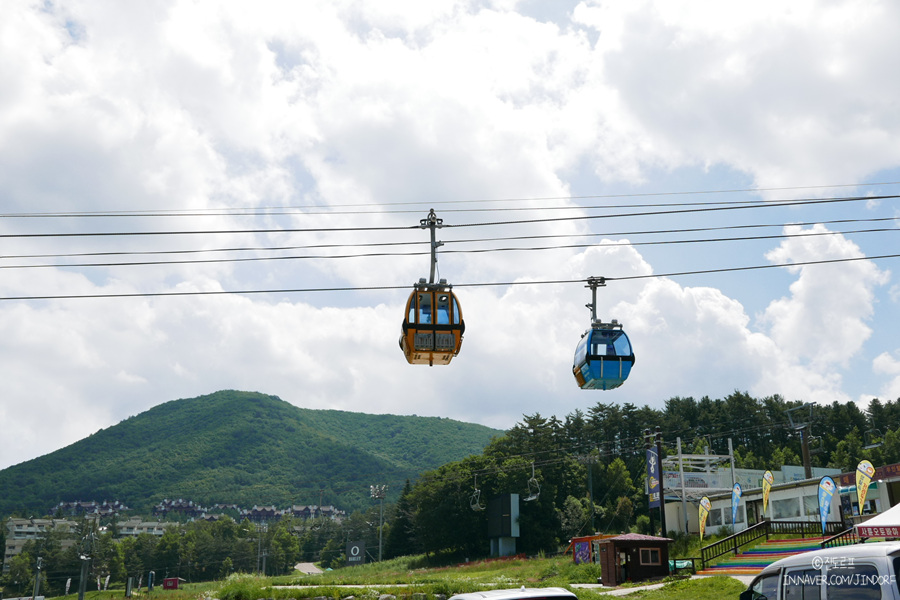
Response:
[370,485,388,561]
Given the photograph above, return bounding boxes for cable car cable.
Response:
[0,194,895,239]
[2,180,899,218]
[1,214,894,263]
[2,225,895,270]
[1,220,896,269]
[1,251,897,301]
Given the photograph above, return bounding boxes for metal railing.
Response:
[701,521,769,569]
[700,520,846,570]
[821,527,867,548]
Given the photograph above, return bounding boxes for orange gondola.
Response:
[399,210,465,365]
[400,278,465,365]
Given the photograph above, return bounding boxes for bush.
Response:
[218,573,269,600]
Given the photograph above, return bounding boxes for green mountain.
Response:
[0,390,503,517]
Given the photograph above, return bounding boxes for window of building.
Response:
[802,495,819,517]
[773,497,801,519]
[639,548,661,565]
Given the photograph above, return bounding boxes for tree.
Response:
[153,528,181,577]
[558,496,588,541]
[384,480,418,559]
[829,429,864,473]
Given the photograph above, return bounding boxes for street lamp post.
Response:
[370,485,387,562]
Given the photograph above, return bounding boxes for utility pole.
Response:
[370,485,387,561]
[578,454,597,532]
[787,404,814,479]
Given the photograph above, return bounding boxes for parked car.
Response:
[740,541,900,599]
[448,588,577,600]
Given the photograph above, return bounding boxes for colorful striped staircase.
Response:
[696,537,826,576]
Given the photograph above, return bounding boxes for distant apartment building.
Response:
[287,504,346,521]
[152,498,208,519]
[3,518,80,572]
[3,516,174,572]
[115,517,172,537]
[241,505,281,522]
[54,500,129,518]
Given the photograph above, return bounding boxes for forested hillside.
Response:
[396,391,900,557]
[4,390,900,595]
[0,390,502,517]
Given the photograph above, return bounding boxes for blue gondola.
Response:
[572,277,635,390]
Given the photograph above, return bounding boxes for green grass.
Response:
[575,576,744,599]
[37,582,221,600]
[257,554,743,600]
[30,553,745,600]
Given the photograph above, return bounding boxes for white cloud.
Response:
[1,0,900,470]
[762,225,888,368]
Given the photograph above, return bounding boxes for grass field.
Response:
[39,555,745,600]
[232,554,743,600]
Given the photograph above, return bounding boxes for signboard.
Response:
[346,541,365,566]
[818,476,837,535]
[731,483,742,528]
[857,460,875,512]
[646,449,661,508]
[762,470,774,517]
[699,496,711,540]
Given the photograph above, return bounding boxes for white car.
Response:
[448,588,577,600]
[740,541,900,600]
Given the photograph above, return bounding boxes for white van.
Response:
[448,588,577,600]
[740,541,900,600]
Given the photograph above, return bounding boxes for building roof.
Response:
[609,533,673,542]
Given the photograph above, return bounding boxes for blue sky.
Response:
[2,0,900,470]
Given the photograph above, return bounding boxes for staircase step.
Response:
[699,537,826,576]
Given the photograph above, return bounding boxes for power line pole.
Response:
[787,404,814,479]
[577,454,597,532]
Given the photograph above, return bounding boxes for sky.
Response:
[2,0,900,471]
